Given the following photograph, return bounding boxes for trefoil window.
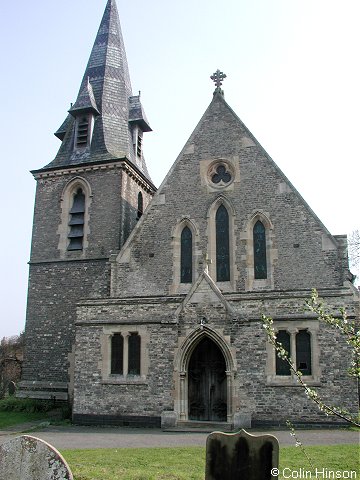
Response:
[212,164,231,184]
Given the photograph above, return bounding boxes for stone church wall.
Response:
[22,260,109,386]
[21,164,153,397]
[72,289,358,425]
[113,95,345,300]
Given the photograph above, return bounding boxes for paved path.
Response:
[0,424,358,450]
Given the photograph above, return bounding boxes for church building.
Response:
[20,0,359,428]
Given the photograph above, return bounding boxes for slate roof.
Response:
[40,0,152,182]
[129,95,152,132]
[69,79,100,117]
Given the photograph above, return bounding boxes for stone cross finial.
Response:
[210,69,227,93]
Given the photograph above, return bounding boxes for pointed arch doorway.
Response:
[188,337,227,421]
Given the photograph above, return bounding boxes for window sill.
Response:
[266,375,321,387]
[102,375,148,385]
[251,279,271,290]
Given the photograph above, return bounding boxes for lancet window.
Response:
[180,226,193,283]
[253,220,267,279]
[216,205,230,281]
[137,192,143,220]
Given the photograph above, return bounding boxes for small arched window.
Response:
[111,334,123,374]
[68,188,85,250]
[180,226,192,283]
[296,330,312,375]
[275,330,291,375]
[253,220,267,279]
[128,333,141,375]
[137,192,143,220]
[216,204,230,281]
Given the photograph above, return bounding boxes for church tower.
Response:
[19,0,155,400]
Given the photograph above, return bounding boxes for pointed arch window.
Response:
[216,204,230,281]
[180,226,192,283]
[253,220,267,279]
[296,330,312,375]
[275,330,291,376]
[68,188,85,250]
[137,192,143,220]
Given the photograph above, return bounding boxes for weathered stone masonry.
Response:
[21,0,359,427]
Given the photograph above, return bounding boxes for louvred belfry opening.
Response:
[68,188,85,250]
[76,115,90,149]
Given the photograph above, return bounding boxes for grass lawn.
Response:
[0,411,48,429]
[62,444,360,480]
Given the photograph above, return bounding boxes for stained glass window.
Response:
[296,330,312,375]
[276,330,291,375]
[111,334,123,374]
[180,226,192,283]
[68,188,85,250]
[128,333,141,375]
[253,220,267,279]
[216,205,230,281]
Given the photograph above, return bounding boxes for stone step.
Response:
[164,421,234,433]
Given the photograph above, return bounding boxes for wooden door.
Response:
[188,337,227,421]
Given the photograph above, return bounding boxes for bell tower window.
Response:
[68,188,85,250]
[74,114,94,150]
[136,132,143,158]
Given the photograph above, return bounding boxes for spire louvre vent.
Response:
[75,115,90,149]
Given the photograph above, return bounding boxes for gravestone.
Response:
[8,381,16,396]
[205,429,279,480]
[0,435,73,479]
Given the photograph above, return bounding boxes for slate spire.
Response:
[43,0,152,181]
